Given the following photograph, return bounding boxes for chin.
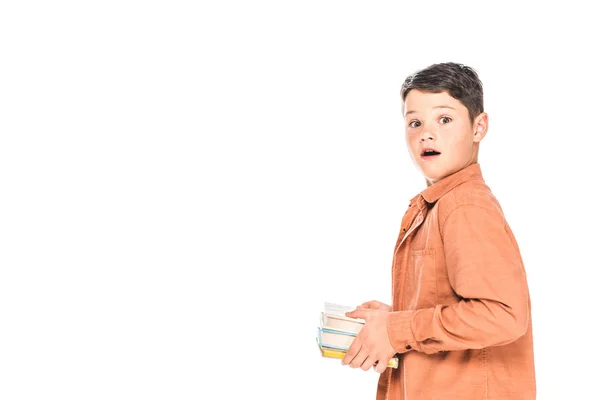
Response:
[425,175,443,185]
[418,167,445,183]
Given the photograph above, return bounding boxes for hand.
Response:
[356,300,392,312]
[341,307,396,374]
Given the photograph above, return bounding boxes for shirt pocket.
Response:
[404,249,438,310]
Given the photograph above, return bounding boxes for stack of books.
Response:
[316,302,398,369]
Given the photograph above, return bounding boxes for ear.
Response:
[472,112,488,143]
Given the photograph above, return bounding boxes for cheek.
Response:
[447,128,473,148]
[406,130,420,142]
[409,139,420,154]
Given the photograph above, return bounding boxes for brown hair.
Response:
[400,62,484,123]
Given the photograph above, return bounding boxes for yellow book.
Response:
[316,339,399,369]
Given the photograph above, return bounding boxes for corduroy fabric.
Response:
[377,163,536,400]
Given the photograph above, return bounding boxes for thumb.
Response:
[360,301,380,309]
[345,308,366,319]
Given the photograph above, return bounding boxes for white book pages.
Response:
[323,302,366,323]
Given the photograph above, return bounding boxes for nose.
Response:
[420,131,434,142]
[419,121,436,142]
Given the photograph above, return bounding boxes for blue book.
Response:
[317,327,356,351]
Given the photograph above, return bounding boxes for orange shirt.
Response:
[378,163,536,399]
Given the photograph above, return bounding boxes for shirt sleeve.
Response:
[386,204,530,355]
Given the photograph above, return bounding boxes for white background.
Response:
[1,1,598,399]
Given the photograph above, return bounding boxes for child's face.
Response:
[403,89,486,185]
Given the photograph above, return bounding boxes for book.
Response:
[316,338,399,369]
[316,302,399,369]
[317,327,356,351]
[320,302,365,335]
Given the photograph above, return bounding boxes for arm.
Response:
[388,204,530,354]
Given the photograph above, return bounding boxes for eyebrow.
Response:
[405,105,456,116]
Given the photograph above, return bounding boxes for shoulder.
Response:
[436,179,505,231]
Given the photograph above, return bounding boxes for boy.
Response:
[341,62,536,399]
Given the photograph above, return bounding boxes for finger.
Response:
[374,357,388,374]
[349,347,369,369]
[341,339,361,366]
[361,354,378,372]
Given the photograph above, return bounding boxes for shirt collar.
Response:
[410,163,484,207]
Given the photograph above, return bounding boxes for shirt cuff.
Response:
[387,310,418,353]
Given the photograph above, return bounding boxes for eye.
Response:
[440,116,452,124]
[408,120,421,128]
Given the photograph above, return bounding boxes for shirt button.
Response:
[405,345,412,350]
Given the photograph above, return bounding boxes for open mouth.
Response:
[421,149,441,158]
